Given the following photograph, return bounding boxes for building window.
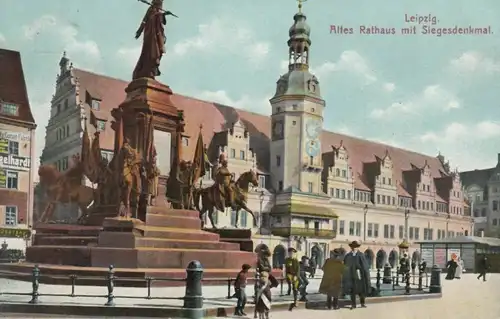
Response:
[8,141,19,155]
[335,189,340,198]
[308,182,313,193]
[374,223,379,237]
[377,194,380,204]
[347,190,352,199]
[335,168,340,176]
[390,225,395,239]
[342,170,346,177]
[97,120,106,131]
[276,155,281,167]
[258,175,266,188]
[91,99,101,110]
[240,212,247,228]
[6,171,18,189]
[382,177,386,184]
[230,210,237,226]
[276,107,281,113]
[292,120,296,125]
[57,104,61,114]
[278,181,283,191]
[341,189,345,199]
[339,220,345,235]
[349,221,355,236]
[493,219,498,226]
[388,178,392,185]
[414,227,420,240]
[329,188,334,196]
[0,102,19,116]
[367,223,373,237]
[5,206,17,226]
[355,222,361,236]
[409,227,414,240]
[383,224,389,238]
[64,99,69,109]
[62,157,69,171]
[240,150,245,160]
[493,201,498,211]
[182,137,189,146]
[399,225,404,239]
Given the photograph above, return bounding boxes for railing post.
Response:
[28,264,40,304]
[227,278,231,299]
[405,272,410,294]
[418,269,423,291]
[183,260,204,319]
[382,263,392,284]
[105,265,115,306]
[395,265,400,286]
[429,265,442,293]
[376,267,381,293]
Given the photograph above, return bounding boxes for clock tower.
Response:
[269,3,325,193]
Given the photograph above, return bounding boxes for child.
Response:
[234,263,251,316]
[255,272,273,319]
[319,248,345,310]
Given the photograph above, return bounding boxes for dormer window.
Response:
[0,102,19,116]
[97,120,106,131]
[91,99,101,111]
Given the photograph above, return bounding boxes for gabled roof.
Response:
[460,168,495,189]
[72,68,449,194]
[0,48,35,126]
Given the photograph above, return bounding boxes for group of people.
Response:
[445,254,490,282]
[232,240,372,317]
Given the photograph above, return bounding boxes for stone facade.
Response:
[461,154,500,237]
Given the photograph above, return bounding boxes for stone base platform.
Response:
[4,207,278,287]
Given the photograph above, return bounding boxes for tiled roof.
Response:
[72,68,449,196]
[460,167,496,189]
[0,49,35,125]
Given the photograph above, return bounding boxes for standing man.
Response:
[285,248,300,309]
[343,241,371,310]
[298,256,310,302]
[477,255,489,281]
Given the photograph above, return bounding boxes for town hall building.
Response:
[36,6,472,268]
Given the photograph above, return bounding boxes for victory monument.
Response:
[0,0,258,284]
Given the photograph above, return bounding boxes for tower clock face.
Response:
[305,139,321,157]
[305,119,321,139]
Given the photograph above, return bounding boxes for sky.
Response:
[1,0,500,171]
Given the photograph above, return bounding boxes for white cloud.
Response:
[116,46,141,66]
[370,84,459,119]
[22,15,100,61]
[419,121,500,144]
[312,51,376,84]
[383,82,395,92]
[195,90,270,115]
[172,18,270,65]
[279,51,376,85]
[450,51,500,74]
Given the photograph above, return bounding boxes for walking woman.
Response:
[445,254,458,280]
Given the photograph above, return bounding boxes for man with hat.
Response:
[215,153,237,211]
[298,256,310,302]
[343,241,370,309]
[284,247,300,309]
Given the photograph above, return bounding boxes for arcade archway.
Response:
[376,249,387,268]
[272,245,286,269]
[254,243,269,254]
[389,250,399,268]
[311,244,324,267]
[364,249,374,269]
[412,250,421,263]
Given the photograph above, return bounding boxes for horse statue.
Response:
[119,138,143,218]
[37,156,94,223]
[194,169,259,228]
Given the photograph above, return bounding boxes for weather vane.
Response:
[297,0,308,13]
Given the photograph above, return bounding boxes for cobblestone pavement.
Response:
[269,274,500,319]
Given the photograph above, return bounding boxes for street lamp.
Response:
[258,190,265,230]
[404,208,410,240]
[363,204,368,242]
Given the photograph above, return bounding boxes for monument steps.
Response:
[145,213,201,228]
[36,235,98,246]
[99,236,240,250]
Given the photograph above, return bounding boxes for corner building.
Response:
[0,49,36,249]
[37,9,472,267]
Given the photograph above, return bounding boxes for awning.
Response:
[271,203,337,219]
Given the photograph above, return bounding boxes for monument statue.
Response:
[177,160,194,209]
[194,160,259,228]
[118,137,143,218]
[144,145,160,206]
[37,155,94,223]
[133,0,178,80]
